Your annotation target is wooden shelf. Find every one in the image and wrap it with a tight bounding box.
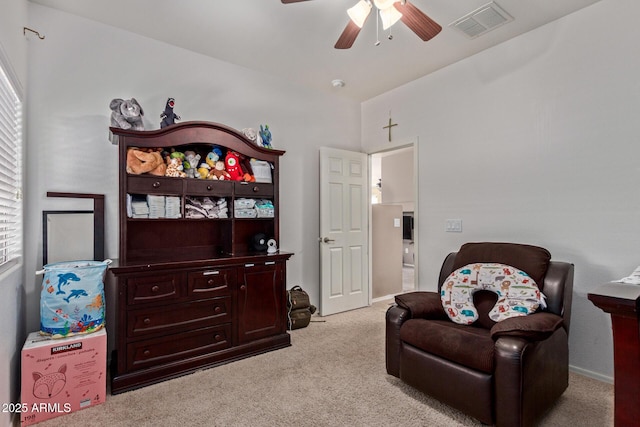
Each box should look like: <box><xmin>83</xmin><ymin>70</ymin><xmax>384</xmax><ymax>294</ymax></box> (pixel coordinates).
<box><xmin>108</xmin><ymin>122</ymin><xmax>292</xmax><ymax>394</ymax></box>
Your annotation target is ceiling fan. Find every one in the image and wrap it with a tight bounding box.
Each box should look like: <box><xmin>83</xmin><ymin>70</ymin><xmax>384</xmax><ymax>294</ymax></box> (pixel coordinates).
<box><xmin>281</xmin><ymin>0</ymin><xmax>442</xmax><ymax>49</ymax></box>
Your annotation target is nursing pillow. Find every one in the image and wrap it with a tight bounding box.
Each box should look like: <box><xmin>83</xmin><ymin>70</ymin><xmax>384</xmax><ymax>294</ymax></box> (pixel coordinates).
<box><xmin>441</xmin><ymin>263</ymin><xmax>545</xmax><ymax>325</ymax></box>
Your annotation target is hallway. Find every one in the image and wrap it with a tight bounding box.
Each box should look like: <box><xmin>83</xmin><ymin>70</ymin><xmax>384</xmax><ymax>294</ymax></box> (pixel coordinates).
<box><xmin>403</xmin><ymin>265</ymin><xmax>414</xmax><ymax>292</ymax></box>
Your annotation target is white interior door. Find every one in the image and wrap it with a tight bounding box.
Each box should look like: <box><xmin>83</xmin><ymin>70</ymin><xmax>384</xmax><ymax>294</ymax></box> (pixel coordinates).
<box><xmin>319</xmin><ymin>147</ymin><xmax>369</xmax><ymax>316</ymax></box>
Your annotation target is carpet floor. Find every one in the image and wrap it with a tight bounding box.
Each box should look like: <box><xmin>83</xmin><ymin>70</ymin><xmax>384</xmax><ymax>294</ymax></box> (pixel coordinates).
<box><xmin>35</xmin><ymin>301</ymin><xmax>613</xmax><ymax>426</ymax></box>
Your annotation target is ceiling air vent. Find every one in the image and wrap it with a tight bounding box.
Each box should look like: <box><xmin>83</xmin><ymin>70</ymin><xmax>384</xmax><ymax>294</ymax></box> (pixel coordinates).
<box><xmin>449</xmin><ymin>2</ymin><xmax>513</xmax><ymax>39</ymax></box>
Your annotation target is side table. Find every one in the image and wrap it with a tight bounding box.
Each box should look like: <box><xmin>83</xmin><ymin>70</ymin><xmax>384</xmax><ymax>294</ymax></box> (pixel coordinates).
<box><xmin>588</xmin><ymin>282</ymin><xmax>640</xmax><ymax>427</ymax></box>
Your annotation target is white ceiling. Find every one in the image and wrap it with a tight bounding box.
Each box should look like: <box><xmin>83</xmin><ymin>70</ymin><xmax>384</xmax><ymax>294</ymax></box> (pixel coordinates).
<box><xmin>29</xmin><ymin>0</ymin><xmax>601</xmax><ymax>101</ymax></box>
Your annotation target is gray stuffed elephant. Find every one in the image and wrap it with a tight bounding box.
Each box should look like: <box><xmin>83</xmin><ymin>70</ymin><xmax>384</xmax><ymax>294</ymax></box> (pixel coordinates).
<box><xmin>110</xmin><ymin>98</ymin><xmax>144</xmax><ymax>131</ymax></box>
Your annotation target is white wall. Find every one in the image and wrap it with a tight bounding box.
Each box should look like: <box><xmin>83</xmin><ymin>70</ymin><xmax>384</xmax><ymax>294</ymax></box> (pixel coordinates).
<box><xmin>0</xmin><ymin>0</ymin><xmax>28</xmax><ymax>86</ymax></box>
<box><xmin>381</xmin><ymin>148</ymin><xmax>414</xmax><ymax>211</ymax></box>
<box><xmin>0</xmin><ymin>1</ymin><xmax>29</xmax><ymax>426</ymax></box>
<box><xmin>24</xmin><ymin>4</ymin><xmax>360</xmax><ymax>338</ymax></box>
<box><xmin>362</xmin><ymin>0</ymin><xmax>639</xmax><ymax>380</ymax></box>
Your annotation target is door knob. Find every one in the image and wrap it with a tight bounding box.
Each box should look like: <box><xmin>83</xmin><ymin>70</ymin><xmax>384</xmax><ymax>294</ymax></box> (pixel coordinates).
<box><xmin>322</xmin><ymin>237</ymin><xmax>335</xmax><ymax>243</ymax></box>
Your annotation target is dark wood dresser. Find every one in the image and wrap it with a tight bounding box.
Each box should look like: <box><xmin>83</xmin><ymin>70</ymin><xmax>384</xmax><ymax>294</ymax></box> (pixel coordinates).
<box><xmin>108</xmin><ymin>122</ymin><xmax>292</xmax><ymax>394</ymax></box>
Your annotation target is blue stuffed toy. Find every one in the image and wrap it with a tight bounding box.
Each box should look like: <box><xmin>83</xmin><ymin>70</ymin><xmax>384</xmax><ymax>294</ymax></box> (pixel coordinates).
<box><xmin>259</xmin><ymin>124</ymin><xmax>272</xmax><ymax>149</ymax></box>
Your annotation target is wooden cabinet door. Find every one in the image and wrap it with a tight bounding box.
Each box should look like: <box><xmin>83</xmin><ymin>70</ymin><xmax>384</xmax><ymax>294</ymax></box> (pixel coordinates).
<box><xmin>236</xmin><ymin>261</ymin><xmax>285</xmax><ymax>343</ymax></box>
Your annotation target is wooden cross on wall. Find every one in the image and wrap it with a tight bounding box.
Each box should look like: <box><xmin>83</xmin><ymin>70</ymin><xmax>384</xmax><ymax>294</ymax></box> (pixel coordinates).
<box><xmin>383</xmin><ymin>116</ymin><xmax>398</xmax><ymax>142</ymax></box>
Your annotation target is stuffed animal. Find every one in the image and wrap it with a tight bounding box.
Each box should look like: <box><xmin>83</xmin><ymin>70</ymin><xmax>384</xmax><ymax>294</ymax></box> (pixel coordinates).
<box><xmin>165</xmin><ymin>156</ymin><xmax>186</xmax><ymax>178</ymax></box>
<box><xmin>259</xmin><ymin>124</ymin><xmax>272</xmax><ymax>149</ymax></box>
<box><xmin>242</xmin><ymin>128</ymin><xmax>258</xmax><ymax>144</ymax></box>
<box><xmin>183</xmin><ymin>151</ymin><xmax>201</xmax><ymax>179</ymax></box>
<box><xmin>110</xmin><ymin>98</ymin><xmax>144</xmax><ymax>131</ymax></box>
<box><xmin>197</xmin><ymin>163</ymin><xmax>210</xmax><ymax>179</ymax></box>
<box><xmin>204</xmin><ymin>146</ymin><xmax>224</xmax><ymax>167</ymax></box>
<box><xmin>240</xmin><ymin>155</ymin><xmax>256</xmax><ymax>182</ymax></box>
<box><xmin>204</xmin><ymin>151</ymin><xmax>218</xmax><ymax>169</ymax></box>
<box><xmin>225</xmin><ymin>151</ymin><xmax>244</xmax><ymax>181</ymax></box>
<box><xmin>209</xmin><ymin>161</ymin><xmax>231</xmax><ymax>180</ymax></box>
<box><xmin>169</xmin><ymin>150</ymin><xmax>185</xmax><ymax>162</ymax></box>
<box><xmin>160</xmin><ymin>97</ymin><xmax>180</xmax><ymax>128</ymax></box>
<box><xmin>126</xmin><ymin>148</ymin><xmax>166</xmax><ymax>175</ymax></box>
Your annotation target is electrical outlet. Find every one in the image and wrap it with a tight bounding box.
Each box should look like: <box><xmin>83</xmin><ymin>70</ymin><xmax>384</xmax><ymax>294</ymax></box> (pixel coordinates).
<box><xmin>445</xmin><ymin>219</ymin><xmax>462</xmax><ymax>232</ymax></box>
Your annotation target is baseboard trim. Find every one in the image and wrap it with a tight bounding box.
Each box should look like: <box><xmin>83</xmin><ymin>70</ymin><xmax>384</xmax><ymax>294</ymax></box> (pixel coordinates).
<box><xmin>372</xmin><ymin>294</ymin><xmax>396</xmax><ymax>304</ymax></box>
<box><xmin>569</xmin><ymin>364</ymin><xmax>613</xmax><ymax>384</ymax></box>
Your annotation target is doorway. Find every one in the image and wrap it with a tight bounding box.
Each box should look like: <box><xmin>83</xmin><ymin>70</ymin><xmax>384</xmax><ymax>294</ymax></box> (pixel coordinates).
<box><xmin>370</xmin><ymin>142</ymin><xmax>418</xmax><ymax>301</ymax></box>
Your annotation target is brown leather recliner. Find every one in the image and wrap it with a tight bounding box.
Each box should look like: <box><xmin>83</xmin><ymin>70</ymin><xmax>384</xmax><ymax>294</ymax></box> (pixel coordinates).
<box><xmin>386</xmin><ymin>243</ymin><xmax>574</xmax><ymax>427</ymax></box>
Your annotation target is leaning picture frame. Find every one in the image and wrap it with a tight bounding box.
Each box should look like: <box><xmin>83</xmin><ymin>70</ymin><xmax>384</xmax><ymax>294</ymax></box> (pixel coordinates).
<box><xmin>42</xmin><ymin>192</ymin><xmax>105</xmax><ymax>265</ymax></box>
<box><xmin>42</xmin><ymin>210</ymin><xmax>95</xmax><ymax>265</ymax></box>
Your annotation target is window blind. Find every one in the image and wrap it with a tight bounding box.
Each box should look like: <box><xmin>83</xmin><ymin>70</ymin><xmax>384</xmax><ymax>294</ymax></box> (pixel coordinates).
<box><xmin>0</xmin><ymin>62</ymin><xmax>22</xmax><ymax>268</ymax></box>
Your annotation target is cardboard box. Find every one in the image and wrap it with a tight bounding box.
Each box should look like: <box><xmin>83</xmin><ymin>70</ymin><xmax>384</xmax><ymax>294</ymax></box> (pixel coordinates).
<box><xmin>20</xmin><ymin>329</ymin><xmax>106</xmax><ymax>426</ymax></box>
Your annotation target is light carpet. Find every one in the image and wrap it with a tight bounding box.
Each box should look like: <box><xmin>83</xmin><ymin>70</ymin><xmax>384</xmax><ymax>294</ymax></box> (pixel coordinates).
<box><xmin>36</xmin><ymin>301</ymin><xmax>613</xmax><ymax>426</ymax></box>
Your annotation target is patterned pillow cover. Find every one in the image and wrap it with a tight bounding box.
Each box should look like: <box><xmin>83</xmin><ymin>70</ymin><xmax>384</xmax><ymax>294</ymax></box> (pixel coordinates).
<box><xmin>441</xmin><ymin>263</ymin><xmax>546</xmax><ymax>325</ymax></box>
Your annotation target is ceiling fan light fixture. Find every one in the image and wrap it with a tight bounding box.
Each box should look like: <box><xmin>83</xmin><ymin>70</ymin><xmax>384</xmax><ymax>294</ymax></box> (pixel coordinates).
<box><xmin>373</xmin><ymin>0</ymin><xmax>396</xmax><ymax>9</ymax></box>
<box><xmin>347</xmin><ymin>0</ymin><xmax>372</xmax><ymax>28</ymax></box>
<box><xmin>379</xmin><ymin>6</ymin><xmax>402</xmax><ymax>30</ymax></box>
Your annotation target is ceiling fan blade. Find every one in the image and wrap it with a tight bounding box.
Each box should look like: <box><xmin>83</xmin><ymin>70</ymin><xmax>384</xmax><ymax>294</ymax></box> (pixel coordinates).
<box><xmin>334</xmin><ymin>20</ymin><xmax>363</xmax><ymax>49</ymax></box>
<box><xmin>281</xmin><ymin>0</ymin><xmax>311</xmax><ymax>3</ymax></box>
<box><xmin>394</xmin><ymin>1</ymin><xmax>442</xmax><ymax>42</ymax></box>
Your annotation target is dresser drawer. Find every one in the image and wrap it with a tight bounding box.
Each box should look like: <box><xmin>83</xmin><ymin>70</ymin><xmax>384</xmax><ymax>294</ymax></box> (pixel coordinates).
<box><xmin>188</xmin><ymin>268</ymin><xmax>234</xmax><ymax>298</ymax></box>
<box><xmin>127</xmin><ymin>297</ymin><xmax>231</xmax><ymax>338</ymax></box>
<box><xmin>128</xmin><ymin>175</ymin><xmax>183</xmax><ymax>194</ymax></box>
<box><xmin>186</xmin><ymin>179</ymin><xmax>233</xmax><ymax>196</ymax></box>
<box><xmin>126</xmin><ymin>324</ymin><xmax>232</xmax><ymax>371</ymax></box>
<box><xmin>234</xmin><ymin>182</ymin><xmax>274</xmax><ymax>197</ymax></box>
<box><xmin>126</xmin><ymin>273</ymin><xmax>182</xmax><ymax>305</ymax></box>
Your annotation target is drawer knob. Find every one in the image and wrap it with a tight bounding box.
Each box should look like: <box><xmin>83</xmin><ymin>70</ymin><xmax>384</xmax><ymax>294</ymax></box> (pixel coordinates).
<box><xmin>207</xmin><ymin>185</ymin><xmax>212</xmax><ymax>191</ymax></box>
<box><xmin>152</xmin><ymin>181</ymin><xmax>161</xmax><ymax>188</ymax></box>
<box><xmin>207</xmin><ymin>279</ymin><xmax>214</xmax><ymax>286</ymax></box>
<box><xmin>252</xmin><ymin>186</ymin><xmax>259</xmax><ymax>192</ymax></box>
<box><xmin>151</xmin><ymin>285</ymin><xmax>159</xmax><ymax>292</ymax></box>
<box><xmin>214</xmin><ymin>306</ymin><xmax>222</xmax><ymax>313</ymax></box>
<box><xmin>143</xmin><ymin>318</ymin><xmax>151</xmax><ymax>325</ymax></box>
<box><xmin>143</xmin><ymin>349</ymin><xmax>151</xmax><ymax>357</ymax></box>
<box><xmin>214</xmin><ymin>334</ymin><xmax>222</xmax><ymax>341</ymax></box>
<box><xmin>240</xmin><ymin>285</ymin><xmax>246</xmax><ymax>291</ymax></box>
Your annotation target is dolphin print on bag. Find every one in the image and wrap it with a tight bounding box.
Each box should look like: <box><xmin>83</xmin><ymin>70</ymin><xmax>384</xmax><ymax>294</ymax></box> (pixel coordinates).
<box><xmin>38</xmin><ymin>260</ymin><xmax>112</xmax><ymax>338</ymax></box>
